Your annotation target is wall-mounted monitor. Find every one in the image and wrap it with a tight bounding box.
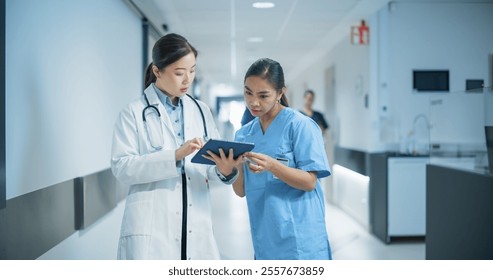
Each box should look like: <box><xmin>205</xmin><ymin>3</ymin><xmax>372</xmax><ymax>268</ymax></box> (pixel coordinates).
<box><xmin>466</xmin><ymin>79</ymin><xmax>484</xmax><ymax>92</ymax></box>
<box><xmin>413</xmin><ymin>70</ymin><xmax>449</xmax><ymax>92</ymax></box>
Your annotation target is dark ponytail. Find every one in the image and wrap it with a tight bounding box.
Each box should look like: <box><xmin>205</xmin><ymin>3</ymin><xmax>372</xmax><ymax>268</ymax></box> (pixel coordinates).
<box><xmin>144</xmin><ymin>62</ymin><xmax>156</xmax><ymax>89</ymax></box>
<box><xmin>144</xmin><ymin>33</ymin><xmax>198</xmax><ymax>89</ymax></box>
<box><xmin>244</xmin><ymin>58</ymin><xmax>289</xmax><ymax>107</ymax></box>
<box><xmin>280</xmin><ymin>94</ymin><xmax>289</xmax><ymax>107</ymax></box>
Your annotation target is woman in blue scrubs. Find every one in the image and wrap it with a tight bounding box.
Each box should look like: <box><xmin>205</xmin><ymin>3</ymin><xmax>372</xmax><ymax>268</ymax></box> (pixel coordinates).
<box><xmin>205</xmin><ymin>58</ymin><xmax>332</xmax><ymax>260</ymax></box>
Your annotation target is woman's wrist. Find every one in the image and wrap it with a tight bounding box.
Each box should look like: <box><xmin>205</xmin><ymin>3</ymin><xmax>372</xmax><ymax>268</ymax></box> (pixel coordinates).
<box><xmin>175</xmin><ymin>149</ymin><xmax>180</xmax><ymax>161</ymax></box>
<box><xmin>218</xmin><ymin>167</ymin><xmax>235</xmax><ymax>177</ymax></box>
<box><xmin>268</xmin><ymin>158</ymin><xmax>282</xmax><ymax>174</ymax></box>
<box><xmin>216</xmin><ymin>167</ymin><xmax>239</xmax><ymax>183</ymax></box>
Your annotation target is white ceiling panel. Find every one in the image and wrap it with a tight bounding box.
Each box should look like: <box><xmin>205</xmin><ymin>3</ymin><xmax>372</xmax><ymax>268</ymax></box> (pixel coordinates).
<box><xmin>145</xmin><ymin>0</ymin><xmax>390</xmax><ymax>89</ymax></box>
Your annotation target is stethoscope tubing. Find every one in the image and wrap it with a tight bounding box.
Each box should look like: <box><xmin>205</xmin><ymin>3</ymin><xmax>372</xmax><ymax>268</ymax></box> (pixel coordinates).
<box><xmin>142</xmin><ymin>91</ymin><xmax>208</xmax><ymax>141</ymax></box>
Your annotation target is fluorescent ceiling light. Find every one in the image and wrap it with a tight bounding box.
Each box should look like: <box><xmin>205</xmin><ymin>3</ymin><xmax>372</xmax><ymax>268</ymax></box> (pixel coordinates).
<box><xmin>252</xmin><ymin>2</ymin><xmax>275</xmax><ymax>9</ymax></box>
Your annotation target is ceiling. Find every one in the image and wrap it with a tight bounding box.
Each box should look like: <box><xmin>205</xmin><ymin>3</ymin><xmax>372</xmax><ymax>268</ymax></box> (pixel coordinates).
<box><xmin>138</xmin><ymin>0</ymin><xmax>391</xmax><ymax>90</ymax></box>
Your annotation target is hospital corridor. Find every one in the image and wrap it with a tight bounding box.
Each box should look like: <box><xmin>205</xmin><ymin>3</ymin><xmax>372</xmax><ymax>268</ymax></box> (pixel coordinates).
<box><xmin>1</xmin><ymin>0</ymin><xmax>493</xmax><ymax>270</ymax></box>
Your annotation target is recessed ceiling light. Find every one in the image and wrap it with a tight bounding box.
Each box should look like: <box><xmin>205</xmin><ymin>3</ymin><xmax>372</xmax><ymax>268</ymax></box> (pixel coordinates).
<box><xmin>247</xmin><ymin>37</ymin><xmax>264</xmax><ymax>43</ymax></box>
<box><xmin>252</xmin><ymin>2</ymin><xmax>275</xmax><ymax>9</ymax></box>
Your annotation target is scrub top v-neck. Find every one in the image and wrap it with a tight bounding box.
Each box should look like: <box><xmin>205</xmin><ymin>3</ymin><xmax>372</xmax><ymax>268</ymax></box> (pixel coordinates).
<box><xmin>235</xmin><ymin>107</ymin><xmax>332</xmax><ymax>260</ymax></box>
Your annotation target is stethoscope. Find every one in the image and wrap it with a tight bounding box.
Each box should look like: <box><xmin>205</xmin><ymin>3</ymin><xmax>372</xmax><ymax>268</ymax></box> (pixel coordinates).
<box><xmin>142</xmin><ymin>92</ymin><xmax>208</xmax><ymax>150</ymax></box>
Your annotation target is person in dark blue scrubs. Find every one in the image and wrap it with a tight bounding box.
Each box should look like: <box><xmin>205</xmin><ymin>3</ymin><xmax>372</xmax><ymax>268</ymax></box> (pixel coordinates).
<box><xmin>300</xmin><ymin>90</ymin><xmax>329</xmax><ymax>135</ymax></box>
<box><xmin>241</xmin><ymin>107</ymin><xmax>255</xmax><ymax>126</ymax></box>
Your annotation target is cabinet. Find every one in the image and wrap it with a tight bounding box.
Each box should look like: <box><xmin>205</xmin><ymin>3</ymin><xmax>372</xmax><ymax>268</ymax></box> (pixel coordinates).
<box><xmin>426</xmin><ymin>165</ymin><xmax>493</xmax><ymax>259</ymax></box>
<box><xmin>370</xmin><ymin>155</ymin><xmax>478</xmax><ymax>243</ymax></box>
<box><xmin>388</xmin><ymin>157</ymin><xmax>428</xmax><ymax>237</ymax></box>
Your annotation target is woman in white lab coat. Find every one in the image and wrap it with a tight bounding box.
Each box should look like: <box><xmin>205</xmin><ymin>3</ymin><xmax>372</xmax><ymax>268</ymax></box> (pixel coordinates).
<box><xmin>111</xmin><ymin>34</ymin><xmax>237</xmax><ymax>260</ymax></box>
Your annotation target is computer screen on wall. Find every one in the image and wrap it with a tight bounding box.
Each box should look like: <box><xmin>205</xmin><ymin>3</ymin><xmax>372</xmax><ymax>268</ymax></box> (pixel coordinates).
<box><xmin>466</xmin><ymin>79</ymin><xmax>484</xmax><ymax>92</ymax></box>
<box><xmin>413</xmin><ymin>70</ymin><xmax>449</xmax><ymax>92</ymax></box>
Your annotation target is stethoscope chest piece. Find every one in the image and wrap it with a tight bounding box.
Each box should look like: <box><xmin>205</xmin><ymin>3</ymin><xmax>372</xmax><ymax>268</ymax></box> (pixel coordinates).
<box><xmin>142</xmin><ymin>91</ymin><xmax>208</xmax><ymax>151</ymax></box>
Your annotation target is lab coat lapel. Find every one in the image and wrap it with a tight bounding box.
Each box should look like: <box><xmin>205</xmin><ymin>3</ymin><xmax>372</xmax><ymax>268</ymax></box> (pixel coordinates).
<box><xmin>182</xmin><ymin>96</ymin><xmax>195</xmax><ymax>140</ymax></box>
<box><xmin>182</xmin><ymin>96</ymin><xmax>206</xmax><ymax>141</ymax></box>
<box><xmin>143</xmin><ymin>86</ymin><xmax>178</xmax><ymax>146</ymax></box>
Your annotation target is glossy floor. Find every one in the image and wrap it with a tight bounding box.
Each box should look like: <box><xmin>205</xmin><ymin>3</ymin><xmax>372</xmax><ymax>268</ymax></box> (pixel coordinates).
<box><xmin>210</xmin><ymin>183</ymin><xmax>425</xmax><ymax>260</ymax></box>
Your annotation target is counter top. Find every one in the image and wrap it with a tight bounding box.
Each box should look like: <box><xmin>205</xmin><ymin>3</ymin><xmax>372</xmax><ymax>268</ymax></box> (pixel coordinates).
<box><xmin>428</xmin><ymin>163</ymin><xmax>493</xmax><ymax>178</ymax></box>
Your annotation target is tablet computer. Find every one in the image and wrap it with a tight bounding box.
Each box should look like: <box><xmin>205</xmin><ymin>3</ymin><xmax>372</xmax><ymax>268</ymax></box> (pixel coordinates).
<box><xmin>191</xmin><ymin>139</ymin><xmax>255</xmax><ymax>165</ymax></box>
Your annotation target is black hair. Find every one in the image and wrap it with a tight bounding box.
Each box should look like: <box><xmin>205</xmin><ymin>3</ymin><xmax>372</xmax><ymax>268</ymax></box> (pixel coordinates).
<box><xmin>244</xmin><ymin>58</ymin><xmax>289</xmax><ymax>107</ymax></box>
<box><xmin>304</xmin><ymin>89</ymin><xmax>315</xmax><ymax>97</ymax></box>
<box><xmin>144</xmin><ymin>33</ymin><xmax>198</xmax><ymax>89</ymax></box>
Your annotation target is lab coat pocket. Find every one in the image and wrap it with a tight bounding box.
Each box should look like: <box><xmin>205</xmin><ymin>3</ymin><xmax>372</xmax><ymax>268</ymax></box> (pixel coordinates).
<box><xmin>121</xmin><ymin>200</ymin><xmax>154</xmax><ymax>237</ymax></box>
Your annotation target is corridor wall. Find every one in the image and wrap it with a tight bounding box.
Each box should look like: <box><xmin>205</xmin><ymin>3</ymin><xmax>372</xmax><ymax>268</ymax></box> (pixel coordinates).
<box><xmin>1</xmin><ymin>0</ymin><xmax>141</xmax><ymax>259</ymax></box>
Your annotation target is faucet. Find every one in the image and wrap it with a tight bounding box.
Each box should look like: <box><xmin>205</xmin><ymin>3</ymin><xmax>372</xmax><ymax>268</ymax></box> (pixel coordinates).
<box><xmin>409</xmin><ymin>114</ymin><xmax>431</xmax><ymax>155</ymax></box>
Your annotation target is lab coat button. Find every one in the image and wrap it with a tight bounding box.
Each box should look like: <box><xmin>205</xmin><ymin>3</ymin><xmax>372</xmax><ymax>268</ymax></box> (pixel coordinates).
<box><xmin>189</xmin><ymin>203</ymin><xmax>192</xmax><ymax>207</ymax></box>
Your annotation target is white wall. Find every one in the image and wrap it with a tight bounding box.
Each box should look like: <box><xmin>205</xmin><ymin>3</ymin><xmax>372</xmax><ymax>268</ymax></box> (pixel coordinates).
<box><xmin>290</xmin><ymin>1</ymin><xmax>493</xmax><ymax>153</ymax></box>
<box><xmin>6</xmin><ymin>0</ymin><xmax>141</xmax><ymax>259</ymax></box>
<box><xmin>6</xmin><ymin>0</ymin><xmax>141</xmax><ymax>198</ymax></box>
<box><xmin>380</xmin><ymin>1</ymin><xmax>493</xmax><ymax>151</ymax></box>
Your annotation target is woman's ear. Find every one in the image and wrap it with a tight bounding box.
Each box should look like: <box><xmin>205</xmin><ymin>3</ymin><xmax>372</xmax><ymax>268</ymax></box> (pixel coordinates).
<box><xmin>152</xmin><ymin>65</ymin><xmax>161</xmax><ymax>78</ymax></box>
<box><xmin>279</xmin><ymin>87</ymin><xmax>287</xmax><ymax>100</ymax></box>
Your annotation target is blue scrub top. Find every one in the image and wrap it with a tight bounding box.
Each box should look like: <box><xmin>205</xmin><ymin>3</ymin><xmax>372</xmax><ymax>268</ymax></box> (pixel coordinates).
<box><xmin>235</xmin><ymin>107</ymin><xmax>332</xmax><ymax>260</ymax></box>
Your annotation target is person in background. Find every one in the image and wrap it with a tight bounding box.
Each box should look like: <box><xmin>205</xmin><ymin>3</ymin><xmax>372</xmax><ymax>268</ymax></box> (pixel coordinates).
<box><xmin>300</xmin><ymin>89</ymin><xmax>329</xmax><ymax>135</ymax></box>
<box><xmin>111</xmin><ymin>33</ymin><xmax>236</xmax><ymax>260</ymax></box>
<box><xmin>205</xmin><ymin>58</ymin><xmax>332</xmax><ymax>260</ymax></box>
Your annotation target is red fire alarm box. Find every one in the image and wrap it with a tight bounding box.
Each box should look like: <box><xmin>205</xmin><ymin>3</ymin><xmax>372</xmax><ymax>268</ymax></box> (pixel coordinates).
<box><xmin>351</xmin><ymin>20</ymin><xmax>369</xmax><ymax>45</ymax></box>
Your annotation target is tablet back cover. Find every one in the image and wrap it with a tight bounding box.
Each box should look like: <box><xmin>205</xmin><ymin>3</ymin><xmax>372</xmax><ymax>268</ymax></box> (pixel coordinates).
<box><xmin>191</xmin><ymin>139</ymin><xmax>254</xmax><ymax>165</ymax></box>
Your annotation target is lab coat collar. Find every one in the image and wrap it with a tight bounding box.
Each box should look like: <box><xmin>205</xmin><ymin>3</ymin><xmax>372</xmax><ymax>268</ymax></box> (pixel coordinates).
<box><xmin>143</xmin><ymin>85</ymin><xmax>206</xmax><ymax>144</ymax></box>
<box><xmin>152</xmin><ymin>83</ymin><xmax>183</xmax><ymax>109</ymax></box>
<box><xmin>143</xmin><ymin>85</ymin><xmax>178</xmax><ymax>146</ymax></box>
<box><xmin>143</xmin><ymin>85</ymin><xmax>162</xmax><ymax>107</ymax></box>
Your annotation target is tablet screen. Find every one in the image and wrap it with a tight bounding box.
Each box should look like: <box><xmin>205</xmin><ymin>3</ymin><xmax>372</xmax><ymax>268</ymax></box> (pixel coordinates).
<box><xmin>191</xmin><ymin>139</ymin><xmax>255</xmax><ymax>165</ymax></box>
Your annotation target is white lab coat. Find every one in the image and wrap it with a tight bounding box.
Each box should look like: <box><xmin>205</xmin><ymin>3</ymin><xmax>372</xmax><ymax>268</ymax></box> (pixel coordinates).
<box><xmin>111</xmin><ymin>85</ymin><xmax>223</xmax><ymax>260</ymax></box>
